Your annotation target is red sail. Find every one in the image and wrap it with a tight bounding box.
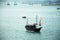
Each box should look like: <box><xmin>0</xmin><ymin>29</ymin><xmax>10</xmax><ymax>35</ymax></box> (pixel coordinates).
<box><xmin>39</xmin><ymin>19</ymin><xmax>41</xmax><ymax>26</ymax></box>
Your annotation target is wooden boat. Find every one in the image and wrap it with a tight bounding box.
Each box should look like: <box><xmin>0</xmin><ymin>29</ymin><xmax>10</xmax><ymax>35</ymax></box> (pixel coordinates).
<box><xmin>22</xmin><ymin>16</ymin><xmax>42</xmax><ymax>32</ymax></box>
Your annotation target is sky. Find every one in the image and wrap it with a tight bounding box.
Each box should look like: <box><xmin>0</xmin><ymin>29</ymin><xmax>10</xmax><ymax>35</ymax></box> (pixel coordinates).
<box><xmin>0</xmin><ymin>0</ymin><xmax>60</xmax><ymax>4</ymax></box>
<box><xmin>0</xmin><ymin>0</ymin><xmax>58</xmax><ymax>2</ymax></box>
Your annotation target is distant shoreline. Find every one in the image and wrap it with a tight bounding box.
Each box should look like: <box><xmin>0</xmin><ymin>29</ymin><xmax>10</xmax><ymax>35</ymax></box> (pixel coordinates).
<box><xmin>41</xmin><ymin>4</ymin><xmax>60</xmax><ymax>6</ymax></box>
<box><xmin>0</xmin><ymin>3</ymin><xmax>60</xmax><ymax>6</ymax></box>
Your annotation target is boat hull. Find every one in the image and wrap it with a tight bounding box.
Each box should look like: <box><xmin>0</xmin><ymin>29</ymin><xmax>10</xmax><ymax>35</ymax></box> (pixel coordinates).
<box><xmin>25</xmin><ymin>25</ymin><xmax>42</xmax><ymax>32</ymax></box>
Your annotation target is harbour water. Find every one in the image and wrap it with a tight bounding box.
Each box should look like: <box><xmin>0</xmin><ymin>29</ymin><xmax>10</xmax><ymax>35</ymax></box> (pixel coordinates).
<box><xmin>0</xmin><ymin>4</ymin><xmax>60</xmax><ymax>40</ymax></box>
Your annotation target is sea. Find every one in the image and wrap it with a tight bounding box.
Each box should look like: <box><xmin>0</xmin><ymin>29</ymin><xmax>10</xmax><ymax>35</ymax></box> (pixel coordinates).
<box><xmin>0</xmin><ymin>4</ymin><xmax>60</xmax><ymax>40</ymax></box>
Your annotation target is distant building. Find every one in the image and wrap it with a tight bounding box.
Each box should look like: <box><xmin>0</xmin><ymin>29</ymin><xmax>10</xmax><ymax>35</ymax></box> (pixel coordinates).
<box><xmin>7</xmin><ymin>3</ymin><xmax>10</xmax><ymax>5</ymax></box>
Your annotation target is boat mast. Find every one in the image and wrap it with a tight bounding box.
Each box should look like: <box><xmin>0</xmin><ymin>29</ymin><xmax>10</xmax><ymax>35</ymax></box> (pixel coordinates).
<box><xmin>26</xmin><ymin>18</ymin><xmax>28</xmax><ymax>24</ymax></box>
<box><xmin>36</xmin><ymin>15</ymin><xmax>38</xmax><ymax>25</ymax></box>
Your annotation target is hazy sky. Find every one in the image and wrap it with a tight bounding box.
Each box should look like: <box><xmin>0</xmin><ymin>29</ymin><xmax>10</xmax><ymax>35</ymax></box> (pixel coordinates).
<box><xmin>0</xmin><ymin>0</ymin><xmax>58</xmax><ymax>2</ymax></box>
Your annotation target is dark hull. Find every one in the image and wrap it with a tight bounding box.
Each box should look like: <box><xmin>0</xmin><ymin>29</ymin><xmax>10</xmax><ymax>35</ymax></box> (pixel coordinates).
<box><xmin>25</xmin><ymin>25</ymin><xmax>42</xmax><ymax>32</ymax></box>
<box><xmin>57</xmin><ymin>8</ymin><xmax>60</xmax><ymax>10</ymax></box>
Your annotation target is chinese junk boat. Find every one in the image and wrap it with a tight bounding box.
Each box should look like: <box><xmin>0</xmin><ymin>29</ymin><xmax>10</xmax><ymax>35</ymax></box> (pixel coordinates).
<box><xmin>22</xmin><ymin>16</ymin><xmax>42</xmax><ymax>32</ymax></box>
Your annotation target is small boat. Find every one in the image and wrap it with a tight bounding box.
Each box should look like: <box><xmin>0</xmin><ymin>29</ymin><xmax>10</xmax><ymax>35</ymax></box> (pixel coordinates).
<box><xmin>7</xmin><ymin>3</ymin><xmax>10</xmax><ymax>5</ymax></box>
<box><xmin>22</xmin><ymin>16</ymin><xmax>42</xmax><ymax>32</ymax></box>
<box><xmin>22</xmin><ymin>16</ymin><xmax>26</xmax><ymax>18</ymax></box>
<box><xmin>57</xmin><ymin>8</ymin><xmax>60</xmax><ymax>10</ymax></box>
<box><xmin>14</xmin><ymin>3</ymin><xmax>17</xmax><ymax>5</ymax></box>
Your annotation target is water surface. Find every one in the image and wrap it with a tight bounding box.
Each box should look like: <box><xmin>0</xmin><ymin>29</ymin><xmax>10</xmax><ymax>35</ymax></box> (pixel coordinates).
<box><xmin>0</xmin><ymin>5</ymin><xmax>60</xmax><ymax>40</ymax></box>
